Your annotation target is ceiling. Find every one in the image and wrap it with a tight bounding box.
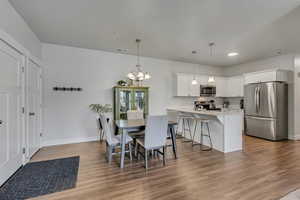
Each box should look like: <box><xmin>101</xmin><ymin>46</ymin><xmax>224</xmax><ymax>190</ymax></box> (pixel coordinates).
<box><xmin>9</xmin><ymin>0</ymin><xmax>300</xmax><ymax>67</ymax></box>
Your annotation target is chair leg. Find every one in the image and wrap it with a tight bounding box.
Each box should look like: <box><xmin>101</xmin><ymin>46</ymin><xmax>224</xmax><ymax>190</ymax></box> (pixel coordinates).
<box><xmin>200</xmin><ymin>122</ymin><xmax>203</xmax><ymax>147</ymax></box>
<box><xmin>192</xmin><ymin>120</ymin><xmax>198</xmax><ymax>146</ymax></box>
<box><xmin>145</xmin><ymin>150</ymin><xmax>148</xmax><ymax>169</ymax></box>
<box><xmin>105</xmin><ymin>142</ymin><xmax>108</xmax><ymax>160</ymax></box>
<box><xmin>99</xmin><ymin>129</ymin><xmax>103</xmax><ymax>143</ymax></box>
<box><xmin>205</xmin><ymin>122</ymin><xmax>213</xmax><ymax>151</ymax></box>
<box><xmin>187</xmin><ymin>119</ymin><xmax>193</xmax><ymax>140</ymax></box>
<box><xmin>201</xmin><ymin>122</ymin><xmax>213</xmax><ymax>151</ymax></box>
<box><xmin>128</xmin><ymin>143</ymin><xmax>133</xmax><ymax>161</ymax></box>
<box><xmin>137</xmin><ymin>144</ymin><xmax>140</xmax><ymax>160</ymax></box>
<box><xmin>108</xmin><ymin>146</ymin><xmax>113</xmax><ymax>164</ymax></box>
<box><xmin>162</xmin><ymin>146</ymin><xmax>166</xmax><ymax>166</ymax></box>
<box><xmin>134</xmin><ymin>139</ymin><xmax>138</xmax><ymax>157</ymax></box>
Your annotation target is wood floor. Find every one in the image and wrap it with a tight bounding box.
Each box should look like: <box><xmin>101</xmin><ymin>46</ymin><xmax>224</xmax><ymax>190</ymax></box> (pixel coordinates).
<box><xmin>30</xmin><ymin>136</ymin><xmax>300</xmax><ymax>200</ymax></box>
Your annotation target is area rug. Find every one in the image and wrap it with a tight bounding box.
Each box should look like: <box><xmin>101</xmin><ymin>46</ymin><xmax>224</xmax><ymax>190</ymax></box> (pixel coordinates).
<box><xmin>0</xmin><ymin>156</ymin><xmax>79</xmax><ymax>200</ymax></box>
<box><xmin>281</xmin><ymin>189</ymin><xmax>300</xmax><ymax>200</ymax></box>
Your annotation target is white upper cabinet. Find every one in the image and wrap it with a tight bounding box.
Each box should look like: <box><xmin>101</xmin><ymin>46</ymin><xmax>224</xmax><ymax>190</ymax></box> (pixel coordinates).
<box><xmin>175</xmin><ymin>73</ymin><xmax>200</xmax><ymax>97</ymax></box>
<box><xmin>226</xmin><ymin>76</ymin><xmax>244</xmax><ymax>97</ymax></box>
<box><xmin>175</xmin><ymin>73</ymin><xmax>244</xmax><ymax>97</ymax></box>
<box><xmin>215</xmin><ymin>77</ymin><xmax>227</xmax><ymax>97</ymax></box>
<box><xmin>215</xmin><ymin>76</ymin><xmax>243</xmax><ymax>97</ymax></box>
<box><xmin>176</xmin><ymin>73</ymin><xmax>189</xmax><ymax>96</ymax></box>
<box><xmin>244</xmin><ymin>69</ymin><xmax>291</xmax><ymax>84</ymax></box>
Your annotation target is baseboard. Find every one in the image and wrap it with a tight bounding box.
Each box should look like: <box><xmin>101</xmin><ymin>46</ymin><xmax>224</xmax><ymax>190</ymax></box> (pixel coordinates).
<box><xmin>289</xmin><ymin>134</ymin><xmax>300</xmax><ymax>140</ymax></box>
<box><xmin>42</xmin><ymin>136</ymin><xmax>100</xmax><ymax>147</ymax></box>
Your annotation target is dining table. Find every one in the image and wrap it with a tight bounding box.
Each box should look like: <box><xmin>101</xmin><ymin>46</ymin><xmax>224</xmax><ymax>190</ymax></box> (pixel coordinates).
<box><xmin>115</xmin><ymin>119</ymin><xmax>178</xmax><ymax>169</ymax></box>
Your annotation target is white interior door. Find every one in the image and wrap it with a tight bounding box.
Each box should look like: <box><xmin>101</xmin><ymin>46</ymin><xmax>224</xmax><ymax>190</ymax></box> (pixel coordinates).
<box><xmin>0</xmin><ymin>40</ymin><xmax>24</xmax><ymax>186</ymax></box>
<box><xmin>27</xmin><ymin>59</ymin><xmax>41</xmax><ymax>159</ymax></box>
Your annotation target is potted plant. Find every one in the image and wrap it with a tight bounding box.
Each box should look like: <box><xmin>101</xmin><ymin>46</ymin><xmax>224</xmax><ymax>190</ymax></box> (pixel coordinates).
<box><xmin>89</xmin><ymin>104</ymin><xmax>113</xmax><ymax>142</ymax></box>
<box><xmin>89</xmin><ymin>104</ymin><xmax>112</xmax><ymax>115</ymax></box>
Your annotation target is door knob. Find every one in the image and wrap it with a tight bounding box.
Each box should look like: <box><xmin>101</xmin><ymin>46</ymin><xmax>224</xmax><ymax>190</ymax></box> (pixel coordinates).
<box><xmin>0</xmin><ymin>120</ymin><xmax>3</xmax><ymax>125</ymax></box>
<box><xmin>29</xmin><ymin>112</ymin><xmax>35</xmax><ymax>116</ymax></box>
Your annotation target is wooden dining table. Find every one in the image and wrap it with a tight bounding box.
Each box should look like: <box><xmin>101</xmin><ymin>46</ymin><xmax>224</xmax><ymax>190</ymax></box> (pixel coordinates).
<box><xmin>115</xmin><ymin>119</ymin><xmax>178</xmax><ymax>169</ymax></box>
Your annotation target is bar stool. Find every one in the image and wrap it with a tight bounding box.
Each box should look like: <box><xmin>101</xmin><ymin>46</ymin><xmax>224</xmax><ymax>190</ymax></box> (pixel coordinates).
<box><xmin>192</xmin><ymin>118</ymin><xmax>213</xmax><ymax>151</ymax></box>
<box><xmin>176</xmin><ymin>113</ymin><xmax>193</xmax><ymax>143</ymax></box>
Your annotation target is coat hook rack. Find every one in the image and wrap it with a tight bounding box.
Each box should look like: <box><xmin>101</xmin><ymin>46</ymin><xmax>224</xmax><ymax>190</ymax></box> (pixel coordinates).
<box><xmin>53</xmin><ymin>87</ymin><xmax>83</xmax><ymax>92</ymax></box>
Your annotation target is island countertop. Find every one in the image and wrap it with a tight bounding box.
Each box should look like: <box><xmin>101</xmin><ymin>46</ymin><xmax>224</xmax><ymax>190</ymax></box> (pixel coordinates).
<box><xmin>167</xmin><ymin>106</ymin><xmax>244</xmax><ymax>153</ymax></box>
<box><xmin>167</xmin><ymin>107</ymin><xmax>243</xmax><ymax>116</ymax></box>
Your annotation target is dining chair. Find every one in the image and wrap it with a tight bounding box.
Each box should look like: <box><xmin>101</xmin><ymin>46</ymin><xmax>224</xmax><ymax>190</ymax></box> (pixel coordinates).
<box><xmin>127</xmin><ymin>110</ymin><xmax>144</xmax><ymax>120</ymax></box>
<box><xmin>97</xmin><ymin>117</ymin><xmax>104</xmax><ymax>143</ymax></box>
<box><xmin>136</xmin><ymin>115</ymin><xmax>169</xmax><ymax>169</ymax></box>
<box><xmin>127</xmin><ymin>110</ymin><xmax>145</xmax><ymax>154</ymax></box>
<box><xmin>99</xmin><ymin>114</ymin><xmax>133</xmax><ymax>164</ymax></box>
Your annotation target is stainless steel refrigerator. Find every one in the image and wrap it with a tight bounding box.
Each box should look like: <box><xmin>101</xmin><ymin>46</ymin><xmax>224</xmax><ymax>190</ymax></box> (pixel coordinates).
<box><xmin>244</xmin><ymin>82</ymin><xmax>288</xmax><ymax>140</ymax></box>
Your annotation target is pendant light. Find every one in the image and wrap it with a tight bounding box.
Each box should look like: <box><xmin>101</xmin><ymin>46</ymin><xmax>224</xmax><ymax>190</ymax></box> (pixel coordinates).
<box><xmin>191</xmin><ymin>77</ymin><xmax>198</xmax><ymax>85</ymax></box>
<box><xmin>208</xmin><ymin>42</ymin><xmax>215</xmax><ymax>84</ymax></box>
<box><xmin>127</xmin><ymin>39</ymin><xmax>151</xmax><ymax>81</ymax></box>
<box><xmin>208</xmin><ymin>76</ymin><xmax>215</xmax><ymax>83</ymax></box>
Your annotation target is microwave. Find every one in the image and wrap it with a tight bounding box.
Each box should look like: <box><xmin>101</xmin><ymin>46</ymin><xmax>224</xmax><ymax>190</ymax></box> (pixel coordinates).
<box><xmin>200</xmin><ymin>85</ymin><xmax>216</xmax><ymax>97</ymax></box>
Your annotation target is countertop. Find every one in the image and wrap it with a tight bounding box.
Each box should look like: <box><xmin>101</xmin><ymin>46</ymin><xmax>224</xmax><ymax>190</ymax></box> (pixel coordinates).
<box><xmin>167</xmin><ymin>107</ymin><xmax>243</xmax><ymax>116</ymax></box>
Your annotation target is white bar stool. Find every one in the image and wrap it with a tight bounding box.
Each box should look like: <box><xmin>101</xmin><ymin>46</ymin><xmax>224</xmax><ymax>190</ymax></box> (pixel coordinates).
<box><xmin>192</xmin><ymin>118</ymin><xmax>213</xmax><ymax>151</ymax></box>
<box><xmin>176</xmin><ymin>113</ymin><xmax>193</xmax><ymax>143</ymax></box>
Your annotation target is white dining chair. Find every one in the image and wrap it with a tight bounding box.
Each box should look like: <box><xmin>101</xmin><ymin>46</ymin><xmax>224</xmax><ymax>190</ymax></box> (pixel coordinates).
<box><xmin>127</xmin><ymin>110</ymin><xmax>144</xmax><ymax>120</ymax></box>
<box><xmin>136</xmin><ymin>115</ymin><xmax>168</xmax><ymax>169</ymax></box>
<box><xmin>99</xmin><ymin>114</ymin><xmax>133</xmax><ymax>164</ymax></box>
<box><xmin>126</xmin><ymin>110</ymin><xmax>145</xmax><ymax>155</ymax></box>
<box><xmin>97</xmin><ymin>117</ymin><xmax>104</xmax><ymax>143</ymax></box>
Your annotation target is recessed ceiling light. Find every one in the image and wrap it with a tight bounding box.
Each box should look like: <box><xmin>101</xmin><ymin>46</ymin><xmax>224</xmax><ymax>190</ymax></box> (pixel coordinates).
<box><xmin>228</xmin><ymin>52</ymin><xmax>239</xmax><ymax>57</ymax></box>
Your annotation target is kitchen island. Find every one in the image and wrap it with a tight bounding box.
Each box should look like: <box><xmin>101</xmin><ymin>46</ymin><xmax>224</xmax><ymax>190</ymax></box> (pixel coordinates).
<box><xmin>167</xmin><ymin>107</ymin><xmax>244</xmax><ymax>153</ymax></box>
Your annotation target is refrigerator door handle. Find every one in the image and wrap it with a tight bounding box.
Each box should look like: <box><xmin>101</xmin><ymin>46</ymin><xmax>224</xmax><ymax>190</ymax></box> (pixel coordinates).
<box><xmin>254</xmin><ymin>87</ymin><xmax>258</xmax><ymax>113</ymax></box>
<box><xmin>257</xmin><ymin>86</ymin><xmax>261</xmax><ymax>113</ymax></box>
<box><xmin>246</xmin><ymin>116</ymin><xmax>274</xmax><ymax>121</ymax></box>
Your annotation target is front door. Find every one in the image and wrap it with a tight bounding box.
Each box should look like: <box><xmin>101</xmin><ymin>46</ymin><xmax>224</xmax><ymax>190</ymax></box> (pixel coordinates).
<box><xmin>0</xmin><ymin>40</ymin><xmax>24</xmax><ymax>186</ymax></box>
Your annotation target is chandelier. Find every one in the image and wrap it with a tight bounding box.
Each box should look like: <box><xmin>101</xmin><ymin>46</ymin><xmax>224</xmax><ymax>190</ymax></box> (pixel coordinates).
<box><xmin>127</xmin><ymin>39</ymin><xmax>151</xmax><ymax>81</ymax></box>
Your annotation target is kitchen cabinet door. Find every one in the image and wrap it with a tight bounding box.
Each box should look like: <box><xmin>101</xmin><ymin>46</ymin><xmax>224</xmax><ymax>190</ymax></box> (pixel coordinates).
<box><xmin>190</xmin><ymin>75</ymin><xmax>200</xmax><ymax>96</ymax></box>
<box><xmin>198</xmin><ymin>75</ymin><xmax>209</xmax><ymax>85</ymax></box>
<box><xmin>227</xmin><ymin>76</ymin><xmax>244</xmax><ymax>97</ymax></box>
<box><xmin>176</xmin><ymin>74</ymin><xmax>189</xmax><ymax>96</ymax></box>
<box><xmin>244</xmin><ymin>70</ymin><xmax>290</xmax><ymax>84</ymax></box>
<box><xmin>176</xmin><ymin>74</ymin><xmax>199</xmax><ymax>96</ymax></box>
<box><xmin>215</xmin><ymin>77</ymin><xmax>228</xmax><ymax>97</ymax></box>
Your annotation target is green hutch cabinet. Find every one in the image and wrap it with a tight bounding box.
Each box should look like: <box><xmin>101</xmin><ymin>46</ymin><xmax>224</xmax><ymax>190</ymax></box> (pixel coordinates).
<box><xmin>113</xmin><ymin>86</ymin><xmax>149</xmax><ymax>120</ymax></box>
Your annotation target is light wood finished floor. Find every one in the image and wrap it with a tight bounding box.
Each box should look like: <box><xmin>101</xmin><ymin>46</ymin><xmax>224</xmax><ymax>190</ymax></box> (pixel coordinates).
<box><xmin>30</xmin><ymin>136</ymin><xmax>300</xmax><ymax>200</ymax></box>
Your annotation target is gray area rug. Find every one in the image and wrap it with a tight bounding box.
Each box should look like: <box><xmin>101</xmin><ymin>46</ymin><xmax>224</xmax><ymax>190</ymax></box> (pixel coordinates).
<box><xmin>281</xmin><ymin>189</ymin><xmax>300</xmax><ymax>200</ymax></box>
<box><xmin>0</xmin><ymin>156</ymin><xmax>79</xmax><ymax>200</ymax></box>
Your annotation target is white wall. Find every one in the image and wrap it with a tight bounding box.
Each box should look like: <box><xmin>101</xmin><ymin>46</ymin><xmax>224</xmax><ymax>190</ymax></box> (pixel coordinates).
<box><xmin>223</xmin><ymin>54</ymin><xmax>295</xmax><ymax>76</ymax></box>
<box><xmin>42</xmin><ymin>43</ymin><xmax>223</xmax><ymax>146</ymax></box>
<box><xmin>224</xmin><ymin>54</ymin><xmax>296</xmax><ymax>139</ymax></box>
<box><xmin>294</xmin><ymin>56</ymin><xmax>300</xmax><ymax>139</ymax></box>
<box><xmin>0</xmin><ymin>0</ymin><xmax>41</xmax><ymax>58</ymax></box>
